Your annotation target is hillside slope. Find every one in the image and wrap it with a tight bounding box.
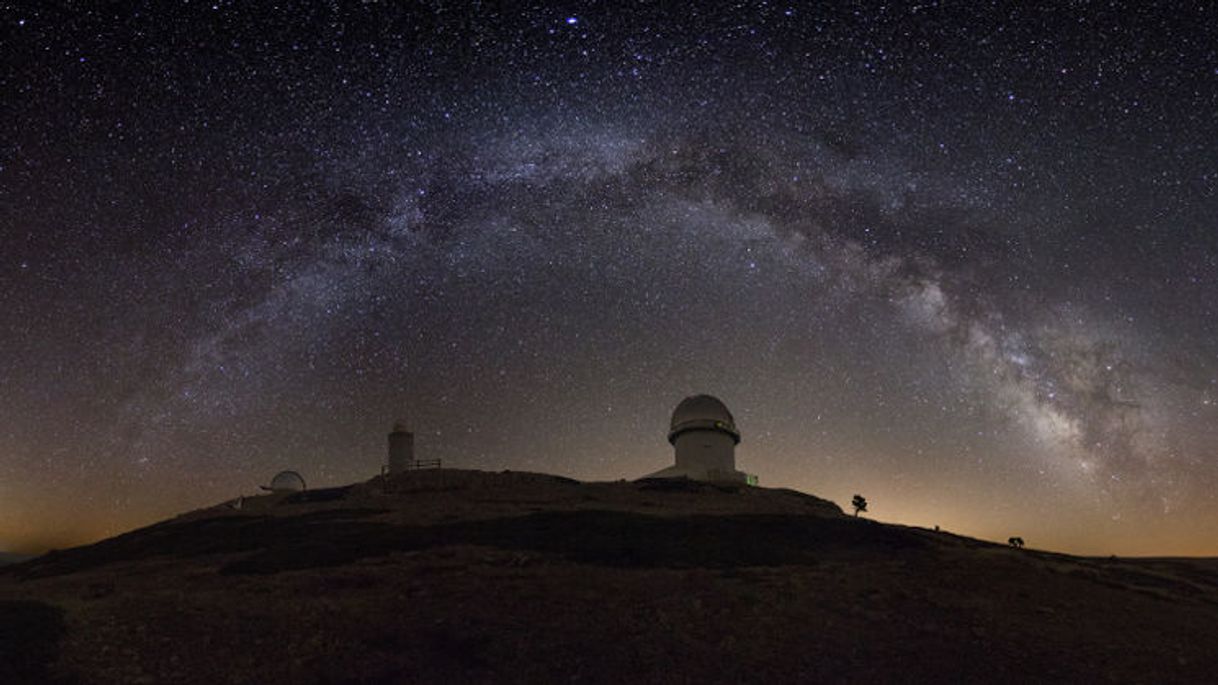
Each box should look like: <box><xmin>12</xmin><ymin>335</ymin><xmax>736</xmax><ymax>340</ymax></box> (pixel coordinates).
<box><xmin>0</xmin><ymin>552</ymin><xmax>30</xmax><ymax>566</ymax></box>
<box><xmin>2</xmin><ymin>469</ymin><xmax>1216</xmax><ymax>683</ymax></box>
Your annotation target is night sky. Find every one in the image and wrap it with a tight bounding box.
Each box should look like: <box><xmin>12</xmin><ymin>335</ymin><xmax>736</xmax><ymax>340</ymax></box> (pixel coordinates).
<box><xmin>3</xmin><ymin>2</ymin><xmax>1218</xmax><ymax>556</ymax></box>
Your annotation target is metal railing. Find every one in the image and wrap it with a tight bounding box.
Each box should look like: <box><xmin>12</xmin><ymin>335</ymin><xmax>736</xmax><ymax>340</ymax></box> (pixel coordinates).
<box><xmin>380</xmin><ymin>459</ymin><xmax>442</xmax><ymax>476</ymax></box>
<box><xmin>380</xmin><ymin>459</ymin><xmax>444</xmax><ymax>494</ymax></box>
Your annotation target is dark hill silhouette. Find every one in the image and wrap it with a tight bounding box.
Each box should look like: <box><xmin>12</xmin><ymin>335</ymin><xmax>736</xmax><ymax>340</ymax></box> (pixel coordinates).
<box><xmin>0</xmin><ymin>552</ymin><xmax>31</xmax><ymax>566</ymax></box>
<box><xmin>2</xmin><ymin>469</ymin><xmax>1216</xmax><ymax>683</ymax></box>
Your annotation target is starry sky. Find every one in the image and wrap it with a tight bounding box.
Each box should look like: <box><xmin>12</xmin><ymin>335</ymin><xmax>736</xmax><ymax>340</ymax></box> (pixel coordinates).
<box><xmin>3</xmin><ymin>2</ymin><xmax>1218</xmax><ymax>556</ymax></box>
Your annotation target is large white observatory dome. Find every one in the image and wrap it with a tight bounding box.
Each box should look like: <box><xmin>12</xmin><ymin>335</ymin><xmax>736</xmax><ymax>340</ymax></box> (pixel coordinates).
<box><xmin>669</xmin><ymin>394</ymin><xmax>740</xmax><ymax>444</ymax></box>
<box><xmin>643</xmin><ymin>394</ymin><xmax>756</xmax><ymax>485</ymax></box>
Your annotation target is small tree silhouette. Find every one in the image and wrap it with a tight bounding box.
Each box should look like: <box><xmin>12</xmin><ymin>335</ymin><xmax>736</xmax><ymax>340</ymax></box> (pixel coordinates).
<box><xmin>851</xmin><ymin>494</ymin><xmax>868</xmax><ymax>517</ymax></box>
<box><xmin>1008</xmin><ymin>536</ymin><xmax>1025</xmax><ymax>549</ymax></box>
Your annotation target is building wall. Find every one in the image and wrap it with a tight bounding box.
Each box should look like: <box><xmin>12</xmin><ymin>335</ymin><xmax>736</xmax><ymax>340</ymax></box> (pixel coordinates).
<box><xmin>388</xmin><ymin>431</ymin><xmax>414</xmax><ymax>472</ymax></box>
<box><xmin>673</xmin><ymin>429</ymin><xmax>736</xmax><ymax>473</ymax></box>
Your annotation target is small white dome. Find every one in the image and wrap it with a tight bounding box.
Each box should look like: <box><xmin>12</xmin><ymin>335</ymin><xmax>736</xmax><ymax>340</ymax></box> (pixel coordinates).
<box><xmin>268</xmin><ymin>470</ymin><xmax>306</xmax><ymax>492</ymax></box>
<box><xmin>669</xmin><ymin>394</ymin><xmax>740</xmax><ymax>444</ymax></box>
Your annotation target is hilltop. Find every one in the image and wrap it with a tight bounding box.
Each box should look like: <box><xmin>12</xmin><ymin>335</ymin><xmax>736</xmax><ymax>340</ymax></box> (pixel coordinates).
<box><xmin>2</xmin><ymin>469</ymin><xmax>1216</xmax><ymax>683</ymax></box>
<box><xmin>0</xmin><ymin>552</ymin><xmax>31</xmax><ymax>566</ymax></box>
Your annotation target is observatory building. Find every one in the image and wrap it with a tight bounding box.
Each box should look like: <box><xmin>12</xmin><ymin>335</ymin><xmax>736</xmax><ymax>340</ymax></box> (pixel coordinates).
<box><xmin>643</xmin><ymin>394</ymin><xmax>758</xmax><ymax>485</ymax></box>
<box><xmin>387</xmin><ymin>422</ymin><xmax>414</xmax><ymax>473</ymax></box>
<box><xmin>262</xmin><ymin>470</ymin><xmax>306</xmax><ymax>493</ymax></box>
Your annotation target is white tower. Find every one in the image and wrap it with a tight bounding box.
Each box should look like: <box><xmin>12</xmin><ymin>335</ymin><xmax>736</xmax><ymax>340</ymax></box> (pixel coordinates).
<box><xmin>643</xmin><ymin>394</ymin><xmax>757</xmax><ymax>484</ymax></box>
<box><xmin>387</xmin><ymin>422</ymin><xmax>414</xmax><ymax>473</ymax></box>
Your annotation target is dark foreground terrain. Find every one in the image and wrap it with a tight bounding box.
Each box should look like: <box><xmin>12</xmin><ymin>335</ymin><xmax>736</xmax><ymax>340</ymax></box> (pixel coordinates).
<box><xmin>2</xmin><ymin>469</ymin><xmax>1216</xmax><ymax>683</ymax></box>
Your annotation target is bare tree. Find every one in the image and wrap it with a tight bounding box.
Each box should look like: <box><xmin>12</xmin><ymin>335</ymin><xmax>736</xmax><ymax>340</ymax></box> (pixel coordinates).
<box><xmin>851</xmin><ymin>494</ymin><xmax>868</xmax><ymax>517</ymax></box>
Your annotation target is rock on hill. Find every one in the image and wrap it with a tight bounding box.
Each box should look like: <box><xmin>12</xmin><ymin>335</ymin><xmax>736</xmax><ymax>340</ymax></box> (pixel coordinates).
<box><xmin>2</xmin><ymin>469</ymin><xmax>1216</xmax><ymax>683</ymax></box>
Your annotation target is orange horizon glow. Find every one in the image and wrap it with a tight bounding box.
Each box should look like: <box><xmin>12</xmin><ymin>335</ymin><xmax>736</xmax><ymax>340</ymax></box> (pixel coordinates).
<box><xmin>7</xmin><ymin>464</ymin><xmax>1216</xmax><ymax>560</ymax></box>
